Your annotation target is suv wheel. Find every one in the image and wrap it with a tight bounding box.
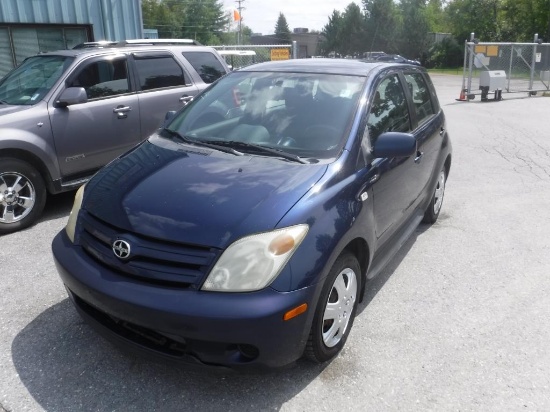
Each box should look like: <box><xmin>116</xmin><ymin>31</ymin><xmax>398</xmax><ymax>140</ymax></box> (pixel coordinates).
<box><xmin>0</xmin><ymin>158</ymin><xmax>46</xmax><ymax>234</ymax></box>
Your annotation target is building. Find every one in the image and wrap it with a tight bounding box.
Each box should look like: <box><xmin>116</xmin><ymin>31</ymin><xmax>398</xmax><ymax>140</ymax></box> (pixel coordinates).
<box><xmin>0</xmin><ymin>0</ymin><xmax>143</xmax><ymax>77</ymax></box>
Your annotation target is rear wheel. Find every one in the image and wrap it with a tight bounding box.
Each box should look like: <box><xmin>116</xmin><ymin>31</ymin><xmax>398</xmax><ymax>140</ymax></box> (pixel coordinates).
<box><xmin>305</xmin><ymin>252</ymin><xmax>361</xmax><ymax>363</ymax></box>
<box><xmin>422</xmin><ymin>167</ymin><xmax>446</xmax><ymax>224</ymax></box>
<box><xmin>0</xmin><ymin>158</ymin><xmax>46</xmax><ymax>234</ymax></box>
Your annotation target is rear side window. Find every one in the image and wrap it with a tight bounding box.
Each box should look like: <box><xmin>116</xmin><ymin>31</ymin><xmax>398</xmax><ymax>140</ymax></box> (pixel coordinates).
<box><xmin>182</xmin><ymin>52</ymin><xmax>226</xmax><ymax>84</ymax></box>
<box><xmin>404</xmin><ymin>72</ymin><xmax>435</xmax><ymax>124</ymax></box>
<box><xmin>367</xmin><ymin>74</ymin><xmax>411</xmax><ymax>142</ymax></box>
<box><xmin>69</xmin><ymin>59</ymin><xmax>129</xmax><ymax>99</ymax></box>
<box><xmin>134</xmin><ymin>55</ymin><xmax>187</xmax><ymax>91</ymax></box>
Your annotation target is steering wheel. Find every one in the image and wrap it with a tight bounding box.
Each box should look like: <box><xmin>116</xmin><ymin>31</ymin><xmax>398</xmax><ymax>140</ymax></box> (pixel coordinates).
<box><xmin>303</xmin><ymin>125</ymin><xmax>341</xmax><ymax>150</ymax></box>
<box><xmin>276</xmin><ymin>136</ymin><xmax>298</xmax><ymax>147</ymax></box>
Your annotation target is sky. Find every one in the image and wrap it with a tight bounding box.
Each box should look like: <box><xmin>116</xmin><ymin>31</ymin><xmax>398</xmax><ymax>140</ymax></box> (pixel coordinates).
<box><xmin>222</xmin><ymin>0</ymin><xmax>360</xmax><ymax>35</ymax></box>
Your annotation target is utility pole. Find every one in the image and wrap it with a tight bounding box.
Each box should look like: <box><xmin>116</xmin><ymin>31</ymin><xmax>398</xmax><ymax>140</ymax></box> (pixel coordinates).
<box><xmin>235</xmin><ymin>0</ymin><xmax>245</xmax><ymax>44</ymax></box>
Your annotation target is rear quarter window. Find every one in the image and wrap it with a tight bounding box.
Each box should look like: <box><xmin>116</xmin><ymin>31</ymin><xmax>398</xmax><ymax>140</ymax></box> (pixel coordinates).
<box><xmin>182</xmin><ymin>51</ymin><xmax>226</xmax><ymax>84</ymax></box>
<box><xmin>134</xmin><ymin>55</ymin><xmax>188</xmax><ymax>91</ymax></box>
<box><xmin>404</xmin><ymin>72</ymin><xmax>436</xmax><ymax>124</ymax></box>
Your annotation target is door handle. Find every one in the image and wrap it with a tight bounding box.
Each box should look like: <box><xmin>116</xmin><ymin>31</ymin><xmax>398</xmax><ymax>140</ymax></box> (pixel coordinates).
<box><xmin>180</xmin><ymin>95</ymin><xmax>194</xmax><ymax>104</ymax></box>
<box><xmin>368</xmin><ymin>173</ymin><xmax>380</xmax><ymax>184</ymax></box>
<box><xmin>113</xmin><ymin>105</ymin><xmax>132</xmax><ymax>119</ymax></box>
<box><xmin>414</xmin><ymin>151</ymin><xmax>423</xmax><ymax>164</ymax></box>
<box><xmin>439</xmin><ymin>127</ymin><xmax>445</xmax><ymax>136</ymax></box>
<box><xmin>113</xmin><ymin>106</ymin><xmax>132</xmax><ymax>113</ymax></box>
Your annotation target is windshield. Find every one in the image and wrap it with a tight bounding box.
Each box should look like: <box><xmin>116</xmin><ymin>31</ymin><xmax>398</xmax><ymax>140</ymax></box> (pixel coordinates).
<box><xmin>0</xmin><ymin>55</ymin><xmax>74</xmax><ymax>105</ymax></box>
<box><xmin>165</xmin><ymin>70</ymin><xmax>365</xmax><ymax>160</ymax></box>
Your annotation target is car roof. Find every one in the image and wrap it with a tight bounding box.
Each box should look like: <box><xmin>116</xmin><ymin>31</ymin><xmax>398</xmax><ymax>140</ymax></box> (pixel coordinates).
<box><xmin>237</xmin><ymin>58</ymin><xmax>412</xmax><ymax>76</ymax></box>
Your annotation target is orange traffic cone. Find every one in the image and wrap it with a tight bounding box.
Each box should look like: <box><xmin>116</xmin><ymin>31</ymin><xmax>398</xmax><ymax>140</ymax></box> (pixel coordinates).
<box><xmin>456</xmin><ymin>88</ymin><xmax>467</xmax><ymax>101</ymax></box>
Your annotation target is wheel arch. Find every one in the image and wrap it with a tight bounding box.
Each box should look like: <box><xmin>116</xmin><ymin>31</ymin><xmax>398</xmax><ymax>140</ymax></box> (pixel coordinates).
<box><xmin>0</xmin><ymin>148</ymin><xmax>56</xmax><ymax>194</ymax></box>
<box><xmin>342</xmin><ymin>237</ymin><xmax>370</xmax><ymax>302</ymax></box>
<box><xmin>443</xmin><ymin>153</ymin><xmax>452</xmax><ymax>180</ymax></box>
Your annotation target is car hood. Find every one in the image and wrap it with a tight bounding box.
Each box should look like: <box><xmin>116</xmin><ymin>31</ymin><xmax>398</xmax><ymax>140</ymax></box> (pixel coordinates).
<box><xmin>83</xmin><ymin>139</ymin><xmax>327</xmax><ymax>248</ymax></box>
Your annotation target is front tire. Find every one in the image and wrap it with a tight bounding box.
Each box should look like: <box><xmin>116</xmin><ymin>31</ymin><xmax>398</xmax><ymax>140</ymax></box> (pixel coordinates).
<box><xmin>422</xmin><ymin>167</ymin><xmax>446</xmax><ymax>224</ymax></box>
<box><xmin>0</xmin><ymin>158</ymin><xmax>46</xmax><ymax>234</ymax></box>
<box><xmin>305</xmin><ymin>252</ymin><xmax>361</xmax><ymax>363</ymax></box>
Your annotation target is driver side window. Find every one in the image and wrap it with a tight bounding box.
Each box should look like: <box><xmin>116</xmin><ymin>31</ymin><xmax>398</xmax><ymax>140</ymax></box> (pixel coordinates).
<box><xmin>366</xmin><ymin>74</ymin><xmax>410</xmax><ymax>143</ymax></box>
<box><xmin>69</xmin><ymin>58</ymin><xmax>129</xmax><ymax>100</ymax></box>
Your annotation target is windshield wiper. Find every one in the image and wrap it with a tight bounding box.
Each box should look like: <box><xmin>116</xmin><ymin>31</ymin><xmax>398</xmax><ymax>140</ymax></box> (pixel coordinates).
<box><xmin>202</xmin><ymin>140</ymin><xmax>308</xmax><ymax>164</ymax></box>
<box><xmin>161</xmin><ymin>128</ymin><xmax>243</xmax><ymax>156</ymax></box>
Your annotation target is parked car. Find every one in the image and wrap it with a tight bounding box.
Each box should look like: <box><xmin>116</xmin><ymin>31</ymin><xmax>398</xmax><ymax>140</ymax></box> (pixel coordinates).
<box><xmin>374</xmin><ymin>54</ymin><xmax>421</xmax><ymax>66</ymax></box>
<box><xmin>217</xmin><ymin>49</ymin><xmax>257</xmax><ymax>70</ymax></box>
<box><xmin>0</xmin><ymin>39</ymin><xmax>230</xmax><ymax>234</ymax></box>
<box><xmin>52</xmin><ymin>58</ymin><xmax>452</xmax><ymax>370</ymax></box>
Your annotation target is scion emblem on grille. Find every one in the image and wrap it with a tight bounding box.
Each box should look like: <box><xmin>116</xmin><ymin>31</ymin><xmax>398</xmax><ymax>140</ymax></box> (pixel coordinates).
<box><xmin>112</xmin><ymin>239</ymin><xmax>131</xmax><ymax>259</ymax></box>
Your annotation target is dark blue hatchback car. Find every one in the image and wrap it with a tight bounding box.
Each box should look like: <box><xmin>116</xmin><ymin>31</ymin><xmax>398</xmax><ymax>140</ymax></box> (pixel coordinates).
<box><xmin>52</xmin><ymin>59</ymin><xmax>451</xmax><ymax>370</ymax></box>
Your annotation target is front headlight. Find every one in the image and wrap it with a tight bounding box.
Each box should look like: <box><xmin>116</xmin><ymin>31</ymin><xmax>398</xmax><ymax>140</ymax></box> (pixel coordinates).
<box><xmin>202</xmin><ymin>224</ymin><xmax>309</xmax><ymax>292</ymax></box>
<box><xmin>65</xmin><ymin>184</ymin><xmax>85</xmax><ymax>243</ymax></box>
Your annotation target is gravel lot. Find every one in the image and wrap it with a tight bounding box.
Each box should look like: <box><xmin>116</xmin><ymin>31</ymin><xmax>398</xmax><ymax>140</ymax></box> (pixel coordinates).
<box><xmin>1</xmin><ymin>73</ymin><xmax>549</xmax><ymax>411</ymax></box>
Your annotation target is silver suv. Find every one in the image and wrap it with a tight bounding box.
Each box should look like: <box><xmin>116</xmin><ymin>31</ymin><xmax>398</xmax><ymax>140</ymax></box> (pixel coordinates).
<box><xmin>0</xmin><ymin>39</ymin><xmax>230</xmax><ymax>234</ymax></box>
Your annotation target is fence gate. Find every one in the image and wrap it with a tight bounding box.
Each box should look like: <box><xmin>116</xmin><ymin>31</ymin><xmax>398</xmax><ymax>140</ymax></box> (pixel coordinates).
<box><xmin>459</xmin><ymin>34</ymin><xmax>550</xmax><ymax>101</ymax></box>
<box><xmin>213</xmin><ymin>44</ymin><xmax>295</xmax><ymax>69</ymax></box>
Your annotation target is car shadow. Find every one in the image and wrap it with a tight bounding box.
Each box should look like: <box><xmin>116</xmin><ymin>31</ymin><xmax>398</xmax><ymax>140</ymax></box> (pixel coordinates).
<box><xmin>357</xmin><ymin>222</ymin><xmax>431</xmax><ymax>314</ymax></box>
<box><xmin>11</xmin><ymin>299</ymin><xmax>329</xmax><ymax>412</ymax></box>
<box><xmin>39</xmin><ymin>190</ymin><xmax>76</xmax><ymax>222</ymax></box>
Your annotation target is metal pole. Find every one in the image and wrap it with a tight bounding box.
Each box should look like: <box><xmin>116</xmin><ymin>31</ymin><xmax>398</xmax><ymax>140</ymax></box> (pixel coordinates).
<box><xmin>529</xmin><ymin>33</ymin><xmax>538</xmax><ymax>92</ymax></box>
<box><xmin>467</xmin><ymin>33</ymin><xmax>475</xmax><ymax>97</ymax></box>
<box><xmin>292</xmin><ymin>41</ymin><xmax>297</xmax><ymax>59</ymax></box>
<box><xmin>461</xmin><ymin>39</ymin><xmax>468</xmax><ymax>96</ymax></box>
<box><xmin>508</xmin><ymin>44</ymin><xmax>513</xmax><ymax>92</ymax></box>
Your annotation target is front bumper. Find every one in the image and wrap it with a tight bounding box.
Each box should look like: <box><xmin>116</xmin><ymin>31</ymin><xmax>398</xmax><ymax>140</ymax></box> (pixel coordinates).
<box><xmin>52</xmin><ymin>231</ymin><xmax>320</xmax><ymax>370</ymax></box>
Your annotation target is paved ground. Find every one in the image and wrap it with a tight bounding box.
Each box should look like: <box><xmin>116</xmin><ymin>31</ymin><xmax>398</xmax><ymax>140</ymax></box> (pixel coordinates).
<box><xmin>1</xmin><ymin>74</ymin><xmax>550</xmax><ymax>411</ymax></box>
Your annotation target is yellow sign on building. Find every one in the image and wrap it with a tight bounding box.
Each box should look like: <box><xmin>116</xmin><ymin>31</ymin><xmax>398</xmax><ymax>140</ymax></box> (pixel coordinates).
<box><xmin>271</xmin><ymin>49</ymin><xmax>290</xmax><ymax>61</ymax></box>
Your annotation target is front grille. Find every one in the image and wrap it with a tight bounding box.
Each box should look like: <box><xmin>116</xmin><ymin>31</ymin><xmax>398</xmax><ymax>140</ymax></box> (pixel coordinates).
<box><xmin>78</xmin><ymin>211</ymin><xmax>220</xmax><ymax>288</ymax></box>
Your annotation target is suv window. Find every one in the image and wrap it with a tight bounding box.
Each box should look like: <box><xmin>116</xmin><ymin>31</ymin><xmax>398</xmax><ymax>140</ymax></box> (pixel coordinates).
<box><xmin>134</xmin><ymin>55</ymin><xmax>188</xmax><ymax>91</ymax></box>
<box><xmin>69</xmin><ymin>58</ymin><xmax>129</xmax><ymax>99</ymax></box>
<box><xmin>182</xmin><ymin>51</ymin><xmax>226</xmax><ymax>84</ymax></box>
<box><xmin>404</xmin><ymin>72</ymin><xmax>435</xmax><ymax>124</ymax></box>
<box><xmin>367</xmin><ymin>74</ymin><xmax>411</xmax><ymax>142</ymax></box>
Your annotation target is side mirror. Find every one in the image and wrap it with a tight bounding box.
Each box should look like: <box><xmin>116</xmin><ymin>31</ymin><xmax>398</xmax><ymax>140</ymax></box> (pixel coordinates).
<box><xmin>164</xmin><ymin>110</ymin><xmax>177</xmax><ymax>125</ymax></box>
<box><xmin>55</xmin><ymin>87</ymin><xmax>87</xmax><ymax>107</ymax></box>
<box><xmin>372</xmin><ymin>132</ymin><xmax>416</xmax><ymax>158</ymax></box>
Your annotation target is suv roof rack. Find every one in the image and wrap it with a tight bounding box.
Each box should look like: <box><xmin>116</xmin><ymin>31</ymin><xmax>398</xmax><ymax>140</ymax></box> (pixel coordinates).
<box><xmin>72</xmin><ymin>41</ymin><xmax>118</xmax><ymax>49</ymax></box>
<box><xmin>115</xmin><ymin>39</ymin><xmax>202</xmax><ymax>46</ymax></box>
<box><xmin>72</xmin><ymin>39</ymin><xmax>202</xmax><ymax>50</ymax></box>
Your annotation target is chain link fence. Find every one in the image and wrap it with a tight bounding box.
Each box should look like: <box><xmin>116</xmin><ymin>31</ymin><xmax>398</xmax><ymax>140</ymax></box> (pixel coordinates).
<box><xmin>213</xmin><ymin>44</ymin><xmax>295</xmax><ymax>69</ymax></box>
<box><xmin>460</xmin><ymin>35</ymin><xmax>550</xmax><ymax>101</ymax></box>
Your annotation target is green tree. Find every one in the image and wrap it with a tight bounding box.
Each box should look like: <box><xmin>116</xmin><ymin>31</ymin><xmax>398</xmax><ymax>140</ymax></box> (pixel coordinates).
<box><xmin>363</xmin><ymin>0</ymin><xmax>399</xmax><ymax>53</ymax></box>
<box><xmin>445</xmin><ymin>0</ymin><xmax>501</xmax><ymax>42</ymax></box>
<box><xmin>141</xmin><ymin>0</ymin><xmax>228</xmax><ymax>45</ymax></box>
<box><xmin>398</xmin><ymin>0</ymin><xmax>430</xmax><ymax>60</ymax></box>
<box><xmin>339</xmin><ymin>3</ymin><xmax>367</xmax><ymax>57</ymax></box>
<box><xmin>319</xmin><ymin>10</ymin><xmax>344</xmax><ymax>56</ymax></box>
<box><xmin>179</xmin><ymin>0</ymin><xmax>229</xmax><ymax>45</ymax></box>
<box><xmin>500</xmin><ymin>0</ymin><xmax>550</xmax><ymax>42</ymax></box>
<box><xmin>274</xmin><ymin>13</ymin><xmax>292</xmax><ymax>43</ymax></box>
<box><xmin>425</xmin><ymin>0</ymin><xmax>448</xmax><ymax>33</ymax></box>
<box><xmin>142</xmin><ymin>0</ymin><xmax>182</xmax><ymax>38</ymax></box>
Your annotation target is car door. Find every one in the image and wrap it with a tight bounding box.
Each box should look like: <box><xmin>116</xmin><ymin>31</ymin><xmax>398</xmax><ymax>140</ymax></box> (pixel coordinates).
<box><xmin>365</xmin><ymin>72</ymin><xmax>420</xmax><ymax>244</ymax></box>
<box><xmin>402</xmin><ymin>71</ymin><xmax>443</xmax><ymax>192</ymax></box>
<box><xmin>130</xmin><ymin>52</ymin><xmax>199</xmax><ymax>138</ymax></box>
<box><xmin>49</xmin><ymin>55</ymin><xmax>141</xmax><ymax>178</ymax></box>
